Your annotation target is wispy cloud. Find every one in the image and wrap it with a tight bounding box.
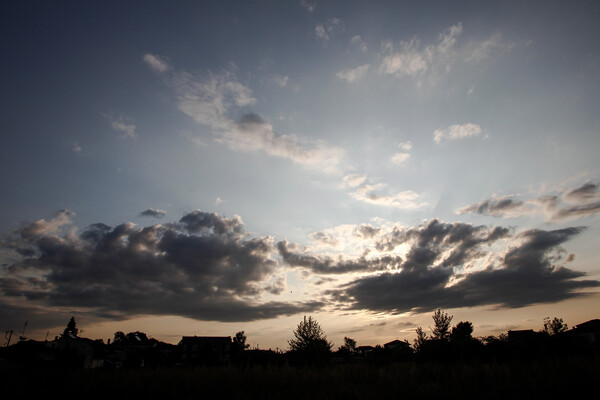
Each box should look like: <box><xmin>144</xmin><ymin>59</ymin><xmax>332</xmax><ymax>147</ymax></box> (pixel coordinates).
<box><xmin>350</xmin><ymin>35</ymin><xmax>368</xmax><ymax>53</ymax></box>
<box><xmin>389</xmin><ymin>152</ymin><xmax>410</xmax><ymax>165</ymax></box>
<box><xmin>270</xmin><ymin>75</ymin><xmax>289</xmax><ymax>87</ymax></box>
<box><xmin>466</xmin><ymin>33</ymin><xmax>514</xmax><ymax>62</ymax></box>
<box><xmin>300</xmin><ymin>0</ymin><xmax>315</xmax><ymax>13</ymax></box>
<box><xmin>143</xmin><ymin>53</ymin><xmax>170</xmax><ymax>73</ymax></box>
<box><xmin>377</xmin><ymin>23</ymin><xmax>515</xmax><ymax>84</ymax></box>
<box><xmin>144</xmin><ymin>54</ymin><xmax>343</xmax><ymax>172</ymax></box>
<box><xmin>336</xmin><ymin>64</ymin><xmax>370</xmax><ymax>83</ymax></box>
<box><xmin>350</xmin><ymin>183</ymin><xmax>425</xmax><ymax>209</ymax></box>
<box><xmin>397</xmin><ymin>141</ymin><xmax>412</xmax><ymax>151</ymax></box>
<box><xmin>315</xmin><ymin>17</ymin><xmax>344</xmax><ymax>41</ymax></box>
<box><xmin>342</xmin><ymin>173</ymin><xmax>425</xmax><ymax>209</ymax></box>
<box><xmin>456</xmin><ymin>195</ymin><xmax>533</xmax><ymax>218</ymax></box>
<box><xmin>103</xmin><ymin>113</ymin><xmax>137</xmax><ymax>139</ymax></box>
<box><xmin>341</xmin><ymin>174</ymin><xmax>368</xmax><ymax>188</ymax></box>
<box><xmin>379</xmin><ymin>23</ymin><xmax>463</xmax><ymax>79</ymax></box>
<box><xmin>171</xmin><ymin>69</ymin><xmax>256</xmax><ymax>130</ymax></box>
<box><xmin>434</xmin><ymin>123</ymin><xmax>482</xmax><ymax>144</ymax></box>
<box><xmin>219</xmin><ymin>113</ymin><xmax>344</xmax><ymax>172</ymax></box>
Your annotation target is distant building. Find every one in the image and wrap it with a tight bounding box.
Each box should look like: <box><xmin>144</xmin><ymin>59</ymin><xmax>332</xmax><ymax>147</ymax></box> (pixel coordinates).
<box><xmin>569</xmin><ymin>319</ymin><xmax>600</xmax><ymax>348</ymax></box>
<box><xmin>56</xmin><ymin>334</ymin><xmax>106</xmax><ymax>368</ymax></box>
<box><xmin>507</xmin><ymin>329</ymin><xmax>543</xmax><ymax>343</ymax></box>
<box><xmin>384</xmin><ymin>339</ymin><xmax>411</xmax><ymax>351</ymax></box>
<box><xmin>178</xmin><ymin>336</ymin><xmax>232</xmax><ymax>364</ymax></box>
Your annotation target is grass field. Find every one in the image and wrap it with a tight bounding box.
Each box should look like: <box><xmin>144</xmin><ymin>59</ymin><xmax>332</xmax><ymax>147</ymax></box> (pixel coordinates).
<box><xmin>2</xmin><ymin>356</ymin><xmax>598</xmax><ymax>399</ymax></box>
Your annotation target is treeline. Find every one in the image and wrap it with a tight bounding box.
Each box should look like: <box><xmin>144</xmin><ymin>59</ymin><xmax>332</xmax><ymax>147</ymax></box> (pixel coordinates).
<box><xmin>1</xmin><ymin>311</ymin><xmax>598</xmax><ymax>370</ymax></box>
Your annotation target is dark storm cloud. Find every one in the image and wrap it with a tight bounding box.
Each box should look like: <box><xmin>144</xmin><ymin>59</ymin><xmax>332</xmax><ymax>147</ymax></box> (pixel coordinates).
<box><xmin>277</xmin><ymin>240</ymin><xmax>402</xmax><ymax>274</ymax></box>
<box><xmin>331</xmin><ymin>226</ymin><xmax>598</xmax><ymax>314</ymax></box>
<box><xmin>374</xmin><ymin>219</ymin><xmax>510</xmax><ymax>257</ymax></box>
<box><xmin>0</xmin><ymin>210</ymin><xmax>322</xmax><ymax>329</ymax></box>
<box><xmin>179</xmin><ymin>210</ymin><xmax>244</xmax><ymax>235</ymax></box>
<box><xmin>139</xmin><ymin>208</ymin><xmax>166</xmax><ymax>218</ymax></box>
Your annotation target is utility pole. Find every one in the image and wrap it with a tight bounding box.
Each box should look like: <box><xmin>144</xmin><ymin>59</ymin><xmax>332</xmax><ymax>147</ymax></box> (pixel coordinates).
<box><xmin>19</xmin><ymin>320</ymin><xmax>27</xmax><ymax>341</ymax></box>
<box><xmin>5</xmin><ymin>330</ymin><xmax>13</xmax><ymax>347</ymax></box>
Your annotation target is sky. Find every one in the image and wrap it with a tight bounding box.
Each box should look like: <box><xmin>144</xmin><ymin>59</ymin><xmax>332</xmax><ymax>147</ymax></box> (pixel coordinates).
<box><xmin>1</xmin><ymin>0</ymin><xmax>599</xmax><ymax>349</ymax></box>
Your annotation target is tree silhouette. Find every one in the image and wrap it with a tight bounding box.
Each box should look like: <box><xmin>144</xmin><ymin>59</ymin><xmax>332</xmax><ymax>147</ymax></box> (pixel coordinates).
<box><xmin>288</xmin><ymin>316</ymin><xmax>332</xmax><ymax>353</ymax></box>
<box><xmin>62</xmin><ymin>316</ymin><xmax>78</xmax><ymax>337</ymax></box>
<box><xmin>113</xmin><ymin>331</ymin><xmax>126</xmax><ymax>343</ymax></box>
<box><xmin>342</xmin><ymin>337</ymin><xmax>356</xmax><ymax>353</ymax></box>
<box><xmin>543</xmin><ymin>317</ymin><xmax>568</xmax><ymax>335</ymax></box>
<box><xmin>232</xmin><ymin>331</ymin><xmax>249</xmax><ymax>352</ymax></box>
<box><xmin>450</xmin><ymin>321</ymin><xmax>474</xmax><ymax>343</ymax></box>
<box><xmin>413</xmin><ymin>326</ymin><xmax>428</xmax><ymax>352</ymax></box>
<box><xmin>431</xmin><ymin>309</ymin><xmax>453</xmax><ymax>340</ymax></box>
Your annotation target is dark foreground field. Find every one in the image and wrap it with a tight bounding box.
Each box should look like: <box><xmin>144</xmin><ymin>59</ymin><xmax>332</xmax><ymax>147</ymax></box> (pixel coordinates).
<box><xmin>2</xmin><ymin>356</ymin><xmax>599</xmax><ymax>399</ymax></box>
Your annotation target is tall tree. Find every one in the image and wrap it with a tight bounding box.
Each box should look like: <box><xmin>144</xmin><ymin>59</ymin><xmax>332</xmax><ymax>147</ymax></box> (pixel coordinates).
<box><xmin>288</xmin><ymin>316</ymin><xmax>332</xmax><ymax>352</ymax></box>
<box><xmin>413</xmin><ymin>326</ymin><xmax>428</xmax><ymax>352</ymax></box>
<box><xmin>62</xmin><ymin>316</ymin><xmax>78</xmax><ymax>337</ymax></box>
<box><xmin>342</xmin><ymin>337</ymin><xmax>356</xmax><ymax>353</ymax></box>
<box><xmin>431</xmin><ymin>309</ymin><xmax>453</xmax><ymax>340</ymax></box>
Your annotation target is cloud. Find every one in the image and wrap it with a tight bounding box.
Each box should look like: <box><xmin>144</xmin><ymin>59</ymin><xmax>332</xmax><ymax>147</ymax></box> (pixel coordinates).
<box><xmin>564</xmin><ymin>183</ymin><xmax>599</xmax><ymax>203</ymax></box>
<box><xmin>72</xmin><ymin>143</ymin><xmax>82</xmax><ymax>155</ymax></box>
<box><xmin>353</xmin><ymin>224</ymin><xmax>382</xmax><ymax>239</ymax></box>
<box><xmin>315</xmin><ymin>24</ymin><xmax>329</xmax><ymax>41</ymax></box>
<box><xmin>466</xmin><ymin>33</ymin><xmax>514</xmax><ymax>62</ymax></box>
<box><xmin>139</xmin><ymin>209</ymin><xmax>166</xmax><ymax>219</ymax></box>
<box><xmin>146</xmin><ymin>55</ymin><xmax>344</xmax><ymax>172</ymax></box>
<box><xmin>397</xmin><ymin>141</ymin><xmax>412</xmax><ymax>151</ymax></box>
<box><xmin>169</xmin><ymin>68</ymin><xmax>255</xmax><ymax>130</ymax></box>
<box><xmin>143</xmin><ymin>53</ymin><xmax>170</xmax><ymax>73</ymax></box>
<box><xmin>390</xmin><ymin>152</ymin><xmax>410</xmax><ymax>165</ymax></box>
<box><xmin>103</xmin><ymin>114</ymin><xmax>137</xmax><ymax>139</ymax></box>
<box><xmin>17</xmin><ymin>209</ymin><xmax>75</xmax><ymax>239</ymax></box>
<box><xmin>310</xmin><ymin>231</ymin><xmax>340</xmax><ymax>247</ymax></box>
<box><xmin>342</xmin><ymin>174</ymin><xmax>368</xmax><ymax>188</ymax></box>
<box><xmin>350</xmin><ymin>35</ymin><xmax>368</xmax><ymax>53</ymax></box>
<box><xmin>329</xmin><ymin>222</ymin><xmax>598</xmax><ymax>314</ymax></box>
<box><xmin>434</xmin><ymin>123</ymin><xmax>482</xmax><ymax>144</ymax></box>
<box><xmin>336</xmin><ymin>64</ymin><xmax>370</xmax><ymax>83</ymax></box>
<box><xmin>0</xmin><ymin>211</ymin><xmax>323</xmax><ymax>327</ymax></box>
<box><xmin>277</xmin><ymin>240</ymin><xmax>402</xmax><ymax>275</ymax></box>
<box><xmin>456</xmin><ymin>196</ymin><xmax>533</xmax><ymax>218</ymax></box>
<box><xmin>315</xmin><ymin>18</ymin><xmax>344</xmax><ymax>41</ymax></box>
<box><xmin>551</xmin><ymin>202</ymin><xmax>600</xmax><ymax>221</ymax></box>
<box><xmin>349</xmin><ymin>183</ymin><xmax>426</xmax><ymax>209</ymax></box>
<box><xmin>300</xmin><ymin>0</ymin><xmax>315</xmax><ymax>13</ymax></box>
<box><xmin>271</xmin><ymin>75</ymin><xmax>289</xmax><ymax>87</ymax></box>
<box><xmin>379</xmin><ymin>23</ymin><xmax>463</xmax><ymax>79</ymax></box>
<box><xmin>458</xmin><ymin>182</ymin><xmax>600</xmax><ymax>222</ymax></box>
<box><xmin>377</xmin><ymin>23</ymin><xmax>514</xmax><ymax>83</ymax></box>
<box><xmin>218</xmin><ymin>113</ymin><xmax>344</xmax><ymax>172</ymax></box>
